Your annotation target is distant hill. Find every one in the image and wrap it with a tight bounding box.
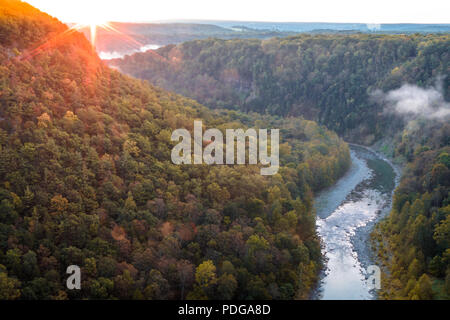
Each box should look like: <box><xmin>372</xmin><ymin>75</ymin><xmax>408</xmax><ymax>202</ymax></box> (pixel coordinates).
<box><xmin>199</xmin><ymin>21</ymin><xmax>450</xmax><ymax>33</ymax></box>
<box><xmin>72</xmin><ymin>20</ymin><xmax>450</xmax><ymax>60</ymax></box>
<box><xmin>71</xmin><ymin>22</ymin><xmax>296</xmax><ymax>58</ymax></box>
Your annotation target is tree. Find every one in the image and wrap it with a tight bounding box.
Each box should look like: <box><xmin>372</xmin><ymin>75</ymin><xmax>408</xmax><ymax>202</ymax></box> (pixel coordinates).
<box><xmin>0</xmin><ymin>271</ymin><xmax>21</xmax><ymax>300</ymax></box>
<box><xmin>22</xmin><ymin>251</ymin><xmax>39</xmax><ymax>279</ymax></box>
<box><xmin>50</xmin><ymin>195</ymin><xmax>69</xmax><ymax>215</ymax></box>
<box><xmin>407</xmin><ymin>258</ymin><xmax>422</xmax><ymax>279</ymax></box>
<box><xmin>177</xmin><ymin>260</ymin><xmax>194</xmax><ymax>299</ymax></box>
<box><xmin>434</xmin><ymin>214</ymin><xmax>450</xmax><ymax>250</ymax></box>
<box><xmin>217</xmin><ymin>273</ymin><xmax>237</xmax><ymax>300</ymax></box>
<box><xmin>195</xmin><ymin>260</ymin><xmax>217</xmax><ymax>288</ymax></box>
<box><xmin>144</xmin><ymin>270</ymin><xmax>169</xmax><ymax>300</ymax></box>
<box><xmin>89</xmin><ymin>277</ymin><xmax>114</xmax><ymax>299</ymax></box>
<box><xmin>113</xmin><ymin>270</ymin><xmax>135</xmax><ymax>299</ymax></box>
<box><xmin>84</xmin><ymin>257</ymin><xmax>97</xmax><ymax>278</ymax></box>
<box><xmin>413</xmin><ymin>274</ymin><xmax>434</xmax><ymax>300</ymax></box>
<box><xmin>220</xmin><ymin>261</ymin><xmax>236</xmax><ymax>276</ymax></box>
<box><xmin>189</xmin><ymin>260</ymin><xmax>217</xmax><ymax>299</ymax></box>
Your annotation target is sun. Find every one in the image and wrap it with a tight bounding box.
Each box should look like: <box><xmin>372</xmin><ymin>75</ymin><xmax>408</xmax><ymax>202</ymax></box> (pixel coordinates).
<box><xmin>72</xmin><ymin>12</ymin><xmax>110</xmax><ymax>47</ymax></box>
<box><xmin>88</xmin><ymin>22</ymin><xmax>108</xmax><ymax>48</ymax></box>
<box><xmin>71</xmin><ymin>21</ymin><xmax>109</xmax><ymax>47</ymax></box>
<box><xmin>65</xmin><ymin>10</ymin><xmax>144</xmax><ymax>50</ymax></box>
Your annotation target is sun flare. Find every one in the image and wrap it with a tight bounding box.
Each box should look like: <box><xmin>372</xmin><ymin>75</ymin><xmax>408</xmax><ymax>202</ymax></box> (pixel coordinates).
<box><xmin>71</xmin><ymin>20</ymin><xmax>110</xmax><ymax>47</ymax></box>
<box><xmin>69</xmin><ymin>10</ymin><xmax>110</xmax><ymax>47</ymax></box>
<box><xmin>88</xmin><ymin>22</ymin><xmax>107</xmax><ymax>48</ymax></box>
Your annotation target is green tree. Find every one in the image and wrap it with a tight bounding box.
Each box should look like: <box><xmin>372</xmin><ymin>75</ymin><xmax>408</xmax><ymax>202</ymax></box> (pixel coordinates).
<box><xmin>0</xmin><ymin>271</ymin><xmax>21</xmax><ymax>300</ymax></box>
<box><xmin>217</xmin><ymin>273</ymin><xmax>237</xmax><ymax>300</ymax></box>
<box><xmin>414</xmin><ymin>274</ymin><xmax>434</xmax><ymax>300</ymax></box>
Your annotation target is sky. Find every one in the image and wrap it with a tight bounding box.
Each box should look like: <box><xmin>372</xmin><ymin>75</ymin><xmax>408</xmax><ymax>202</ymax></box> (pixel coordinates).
<box><xmin>26</xmin><ymin>0</ymin><xmax>450</xmax><ymax>24</ymax></box>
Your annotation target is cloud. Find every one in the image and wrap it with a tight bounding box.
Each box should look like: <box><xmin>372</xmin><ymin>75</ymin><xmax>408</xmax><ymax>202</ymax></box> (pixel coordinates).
<box><xmin>371</xmin><ymin>79</ymin><xmax>450</xmax><ymax>120</ymax></box>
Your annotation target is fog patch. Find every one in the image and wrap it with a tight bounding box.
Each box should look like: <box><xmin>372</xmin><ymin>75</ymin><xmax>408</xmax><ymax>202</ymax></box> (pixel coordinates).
<box><xmin>99</xmin><ymin>44</ymin><xmax>161</xmax><ymax>60</ymax></box>
<box><xmin>371</xmin><ymin>79</ymin><xmax>450</xmax><ymax>121</ymax></box>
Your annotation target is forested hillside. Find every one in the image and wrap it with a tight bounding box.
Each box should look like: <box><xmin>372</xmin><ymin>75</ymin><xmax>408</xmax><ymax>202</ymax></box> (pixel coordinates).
<box><xmin>109</xmin><ymin>34</ymin><xmax>449</xmax><ymax>144</ymax></box>
<box><xmin>372</xmin><ymin>121</ymin><xmax>450</xmax><ymax>299</ymax></box>
<box><xmin>0</xmin><ymin>0</ymin><xmax>350</xmax><ymax>299</ymax></box>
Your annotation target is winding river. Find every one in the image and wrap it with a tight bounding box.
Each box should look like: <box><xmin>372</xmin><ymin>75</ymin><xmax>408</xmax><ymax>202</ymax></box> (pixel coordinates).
<box><xmin>313</xmin><ymin>145</ymin><xmax>399</xmax><ymax>300</ymax></box>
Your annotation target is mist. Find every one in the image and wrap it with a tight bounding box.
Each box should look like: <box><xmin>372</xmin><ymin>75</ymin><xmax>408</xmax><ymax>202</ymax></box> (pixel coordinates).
<box><xmin>372</xmin><ymin>80</ymin><xmax>450</xmax><ymax>121</ymax></box>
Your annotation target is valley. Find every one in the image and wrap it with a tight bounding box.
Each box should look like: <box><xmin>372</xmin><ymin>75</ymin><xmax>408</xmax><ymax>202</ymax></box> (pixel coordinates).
<box><xmin>0</xmin><ymin>0</ymin><xmax>448</xmax><ymax>300</ymax></box>
<box><xmin>109</xmin><ymin>33</ymin><xmax>449</xmax><ymax>299</ymax></box>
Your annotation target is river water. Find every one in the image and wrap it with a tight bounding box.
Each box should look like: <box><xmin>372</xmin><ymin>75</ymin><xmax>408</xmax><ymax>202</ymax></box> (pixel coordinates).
<box><xmin>313</xmin><ymin>145</ymin><xmax>398</xmax><ymax>300</ymax></box>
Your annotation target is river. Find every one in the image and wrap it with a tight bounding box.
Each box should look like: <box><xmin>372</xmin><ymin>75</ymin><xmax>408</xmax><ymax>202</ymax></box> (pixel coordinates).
<box><xmin>313</xmin><ymin>144</ymin><xmax>399</xmax><ymax>300</ymax></box>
